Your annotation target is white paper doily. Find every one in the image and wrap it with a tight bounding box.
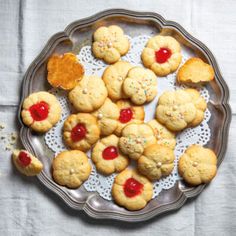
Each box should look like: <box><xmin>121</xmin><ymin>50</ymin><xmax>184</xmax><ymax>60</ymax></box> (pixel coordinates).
<box><xmin>45</xmin><ymin>35</ymin><xmax>211</xmax><ymax>200</ymax></box>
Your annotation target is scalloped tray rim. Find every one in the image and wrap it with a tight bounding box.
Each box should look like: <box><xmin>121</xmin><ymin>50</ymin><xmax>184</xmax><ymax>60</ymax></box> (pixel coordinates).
<box><xmin>17</xmin><ymin>9</ymin><xmax>231</xmax><ymax>222</ymax></box>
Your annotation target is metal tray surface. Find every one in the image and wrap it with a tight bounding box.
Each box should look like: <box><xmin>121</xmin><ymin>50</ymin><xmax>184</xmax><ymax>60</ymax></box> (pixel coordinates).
<box><xmin>18</xmin><ymin>9</ymin><xmax>231</xmax><ymax>222</ymax></box>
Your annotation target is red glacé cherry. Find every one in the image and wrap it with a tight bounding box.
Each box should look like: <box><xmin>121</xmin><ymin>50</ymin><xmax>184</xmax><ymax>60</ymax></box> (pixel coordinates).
<box><xmin>71</xmin><ymin>124</ymin><xmax>87</xmax><ymax>142</ymax></box>
<box><xmin>119</xmin><ymin>108</ymin><xmax>133</xmax><ymax>123</ymax></box>
<box><xmin>18</xmin><ymin>151</ymin><xmax>31</xmax><ymax>167</ymax></box>
<box><xmin>102</xmin><ymin>146</ymin><xmax>118</xmax><ymax>160</ymax></box>
<box><xmin>29</xmin><ymin>101</ymin><xmax>49</xmax><ymax>121</ymax></box>
<box><xmin>123</xmin><ymin>177</ymin><xmax>143</xmax><ymax>198</ymax></box>
<box><xmin>155</xmin><ymin>47</ymin><xmax>172</xmax><ymax>64</ymax></box>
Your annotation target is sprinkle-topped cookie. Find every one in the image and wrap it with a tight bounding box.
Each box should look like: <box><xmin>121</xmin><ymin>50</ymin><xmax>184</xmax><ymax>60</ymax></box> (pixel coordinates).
<box><xmin>92</xmin><ymin>25</ymin><xmax>130</xmax><ymax>64</ymax></box>
<box><xmin>184</xmin><ymin>88</ymin><xmax>207</xmax><ymax>127</ymax></box>
<box><xmin>119</xmin><ymin>123</ymin><xmax>156</xmax><ymax>160</ymax></box>
<box><xmin>148</xmin><ymin>119</ymin><xmax>176</xmax><ymax>149</ymax></box>
<box><xmin>178</xmin><ymin>145</ymin><xmax>217</xmax><ymax>186</ymax></box>
<box><xmin>155</xmin><ymin>90</ymin><xmax>197</xmax><ymax>131</ymax></box>
<box><xmin>123</xmin><ymin>66</ymin><xmax>157</xmax><ymax>105</ymax></box>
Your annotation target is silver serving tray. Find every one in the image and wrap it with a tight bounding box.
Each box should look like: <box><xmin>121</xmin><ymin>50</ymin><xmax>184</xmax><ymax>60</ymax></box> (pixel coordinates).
<box><xmin>18</xmin><ymin>9</ymin><xmax>231</xmax><ymax>222</ymax></box>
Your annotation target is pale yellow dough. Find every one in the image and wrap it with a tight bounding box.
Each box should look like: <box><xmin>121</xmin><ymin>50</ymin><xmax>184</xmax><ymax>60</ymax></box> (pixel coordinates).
<box><xmin>52</xmin><ymin>150</ymin><xmax>91</xmax><ymax>189</ymax></box>
<box><xmin>12</xmin><ymin>149</ymin><xmax>43</xmax><ymax>176</ymax></box>
<box><xmin>21</xmin><ymin>91</ymin><xmax>61</xmax><ymax>133</ymax></box>
<box><xmin>115</xmin><ymin>99</ymin><xmax>145</xmax><ymax>136</ymax></box>
<box><xmin>123</xmin><ymin>66</ymin><xmax>157</xmax><ymax>105</ymax></box>
<box><xmin>148</xmin><ymin>119</ymin><xmax>176</xmax><ymax>149</ymax></box>
<box><xmin>102</xmin><ymin>61</ymin><xmax>133</xmax><ymax>100</ymax></box>
<box><xmin>92</xmin><ymin>98</ymin><xmax>119</xmax><ymax>136</ymax></box>
<box><xmin>155</xmin><ymin>90</ymin><xmax>197</xmax><ymax>131</ymax></box>
<box><xmin>141</xmin><ymin>35</ymin><xmax>182</xmax><ymax>76</ymax></box>
<box><xmin>138</xmin><ymin>144</ymin><xmax>175</xmax><ymax>180</ymax></box>
<box><xmin>119</xmin><ymin>123</ymin><xmax>156</xmax><ymax>160</ymax></box>
<box><xmin>112</xmin><ymin>169</ymin><xmax>153</xmax><ymax>211</ymax></box>
<box><xmin>63</xmin><ymin>113</ymin><xmax>100</xmax><ymax>152</ymax></box>
<box><xmin>69</xmin><ymin>75</ymin><xmax>108</xmax><ymax>112</ymax></box>
<box><xmin>92</xmin><ymin>25</ymin><xmax>130</xmax><ymax>64</ymax></box>
<box><xmin>92</xmin><ymin>134</ymin><xmax>129</xmax><ymax>175</ymax></box>
<box><xmin>178</xmin><ymin>145</ymin><xmax>217</xmax><ymax>186</ymax></box>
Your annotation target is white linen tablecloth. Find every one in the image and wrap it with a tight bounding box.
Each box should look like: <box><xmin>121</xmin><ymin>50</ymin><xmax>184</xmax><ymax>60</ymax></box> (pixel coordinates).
<box><xmin>0</xmin><ymin>0</ymin><xmax>236</xmax><ymax>235</ymax></box>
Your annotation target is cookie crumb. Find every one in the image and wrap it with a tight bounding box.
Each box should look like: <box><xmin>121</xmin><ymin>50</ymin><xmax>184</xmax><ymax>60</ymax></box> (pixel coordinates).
<box><xmin>0</xmin><ymin>122</ymin><xmax>5</xmax><ymax>130</ymax></box>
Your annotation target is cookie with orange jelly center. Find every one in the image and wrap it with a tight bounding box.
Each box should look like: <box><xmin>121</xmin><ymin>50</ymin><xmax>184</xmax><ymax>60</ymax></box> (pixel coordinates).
<box><xmin>47</xmin><ymin>53</ymin><xmax>84</xmax><ymax>90</ymax></box>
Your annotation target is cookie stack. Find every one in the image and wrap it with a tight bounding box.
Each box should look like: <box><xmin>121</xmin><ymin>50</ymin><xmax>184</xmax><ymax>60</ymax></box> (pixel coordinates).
<box><xmin>16</xmin><ymin>25</ymin><xmax>218</xmax><ymax>211</ymax></box>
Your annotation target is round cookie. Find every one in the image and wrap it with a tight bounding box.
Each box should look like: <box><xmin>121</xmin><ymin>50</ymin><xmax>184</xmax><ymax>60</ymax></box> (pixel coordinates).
<box><xmin>177</xmin><ymin>58</ymin><xmax>214</xmax><ymax>84</ymax></box>
<box><xmin>123</xmin><ymin>66</ymin><xmax>157</xmax><ymax>105</ymax></box>
<box><xmin>115</xmin><ymin>99</ymin><xmax>145</xmax><ymax>136</ymax></box>
<box><xmin>138</xmin><ymin>144</ymin><xmax>175</xmax><ymax>180</ymax></box>
<box><xmin>155</xmin><ymin>90</ymin><xmax>197</xmax><ymax>132</ymax></box>
<box><xmin>119</xmin><ymin>123</ymin><xmax>156</xmax><ymax>160</ymax></box>
<box><xmin>92</xmin><ymin>25</ymin><xmax>130</xmax><ymax>64</ymax></box>
<box><xmin>102</xmin><ymin>61</ymin><xmax>133</xmax><ymax>100</ymax></box>
<box><xmin>52</xmin><ymin>150</ymin><xmax>91</xmax><ymax>189</ymax></box>
<box><xmin>178</xmin><ymin>145</ymin><xmax>217</xmax><ymax>186</ymax></box>
<box><xmin>184</xmin><ymin>88</ymin><xmax>207</xmax><ymax>127</ymax></box>
<box><xmin>47</xmin><ymin>52</ymin><xmax>84</xmax><ymax>90</ymax></box>
<box><xmin>92</xmin><ymin>134</ymin><xmax>129</xmax><ymax>175</ymax></box>
<box><xmin>112</xmin><ymin>169</ymin><xmax>153</xmax><ymax>211</ymax></box>
<box><xmin>141</xmin><ymin>35</ymin><xmax>182</xmax><ymax>76</ymax></box>
<box><xmin>68</xmin><ymin>75</ymin><xmax>108</xmax><ymax>112</ymax></box>
<box><xmin>12</xmin><ymin>149</ymin><xmax>43</xmax><ymax>176</ymax></box>
<box><xmin>92</xmin><ymin>98</ymin><xmax>119</xmax><ymax>136</ymax></box>
<box><xmin>21</xmin><ymin>91</ymin><xmax>61</xmax><ymax>133</ymax></box>
<box><xmin>63</xmin><ymin>113</ymin><xmax>100</xmax><ymax>152</ymax></box>
<box><xmin>148</xmin><ymin>119</ymin><xmax>176</xmax><ymax>149</ymax></box>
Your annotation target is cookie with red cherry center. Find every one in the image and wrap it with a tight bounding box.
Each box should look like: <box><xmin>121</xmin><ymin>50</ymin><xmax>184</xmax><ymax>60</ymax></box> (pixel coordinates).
<box><xmin>21</xmin><ymin>91</ymin><xmax>62</xmax><ymax>133</ymax></box>
<box><xmin>12</xmin><ymin>149</ymin><xmax>43</xmax><ymax>176</ymax></box>
<box><xmin>115</xmin><ymin>99</ymin><xmax>145</xmax><ymax>136</ymax></box>
<box><xmin>112</xmin><ymin>169</ymin><xmax>153</xmax><ymax>211</ymax></box>
<box><xmin>63</xmin><ymin>113</ymin><xmax>100</xmax><ymax>152</ymax></box>
<box><xmin>92</xmin><ymin>134</ymin><xmax>129</xmax><ymax>175</ymax></box>
<box><xmin>141</xmin><ymin>35</ymin><xmax>182</xmax><ymax>76</ymax></box>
